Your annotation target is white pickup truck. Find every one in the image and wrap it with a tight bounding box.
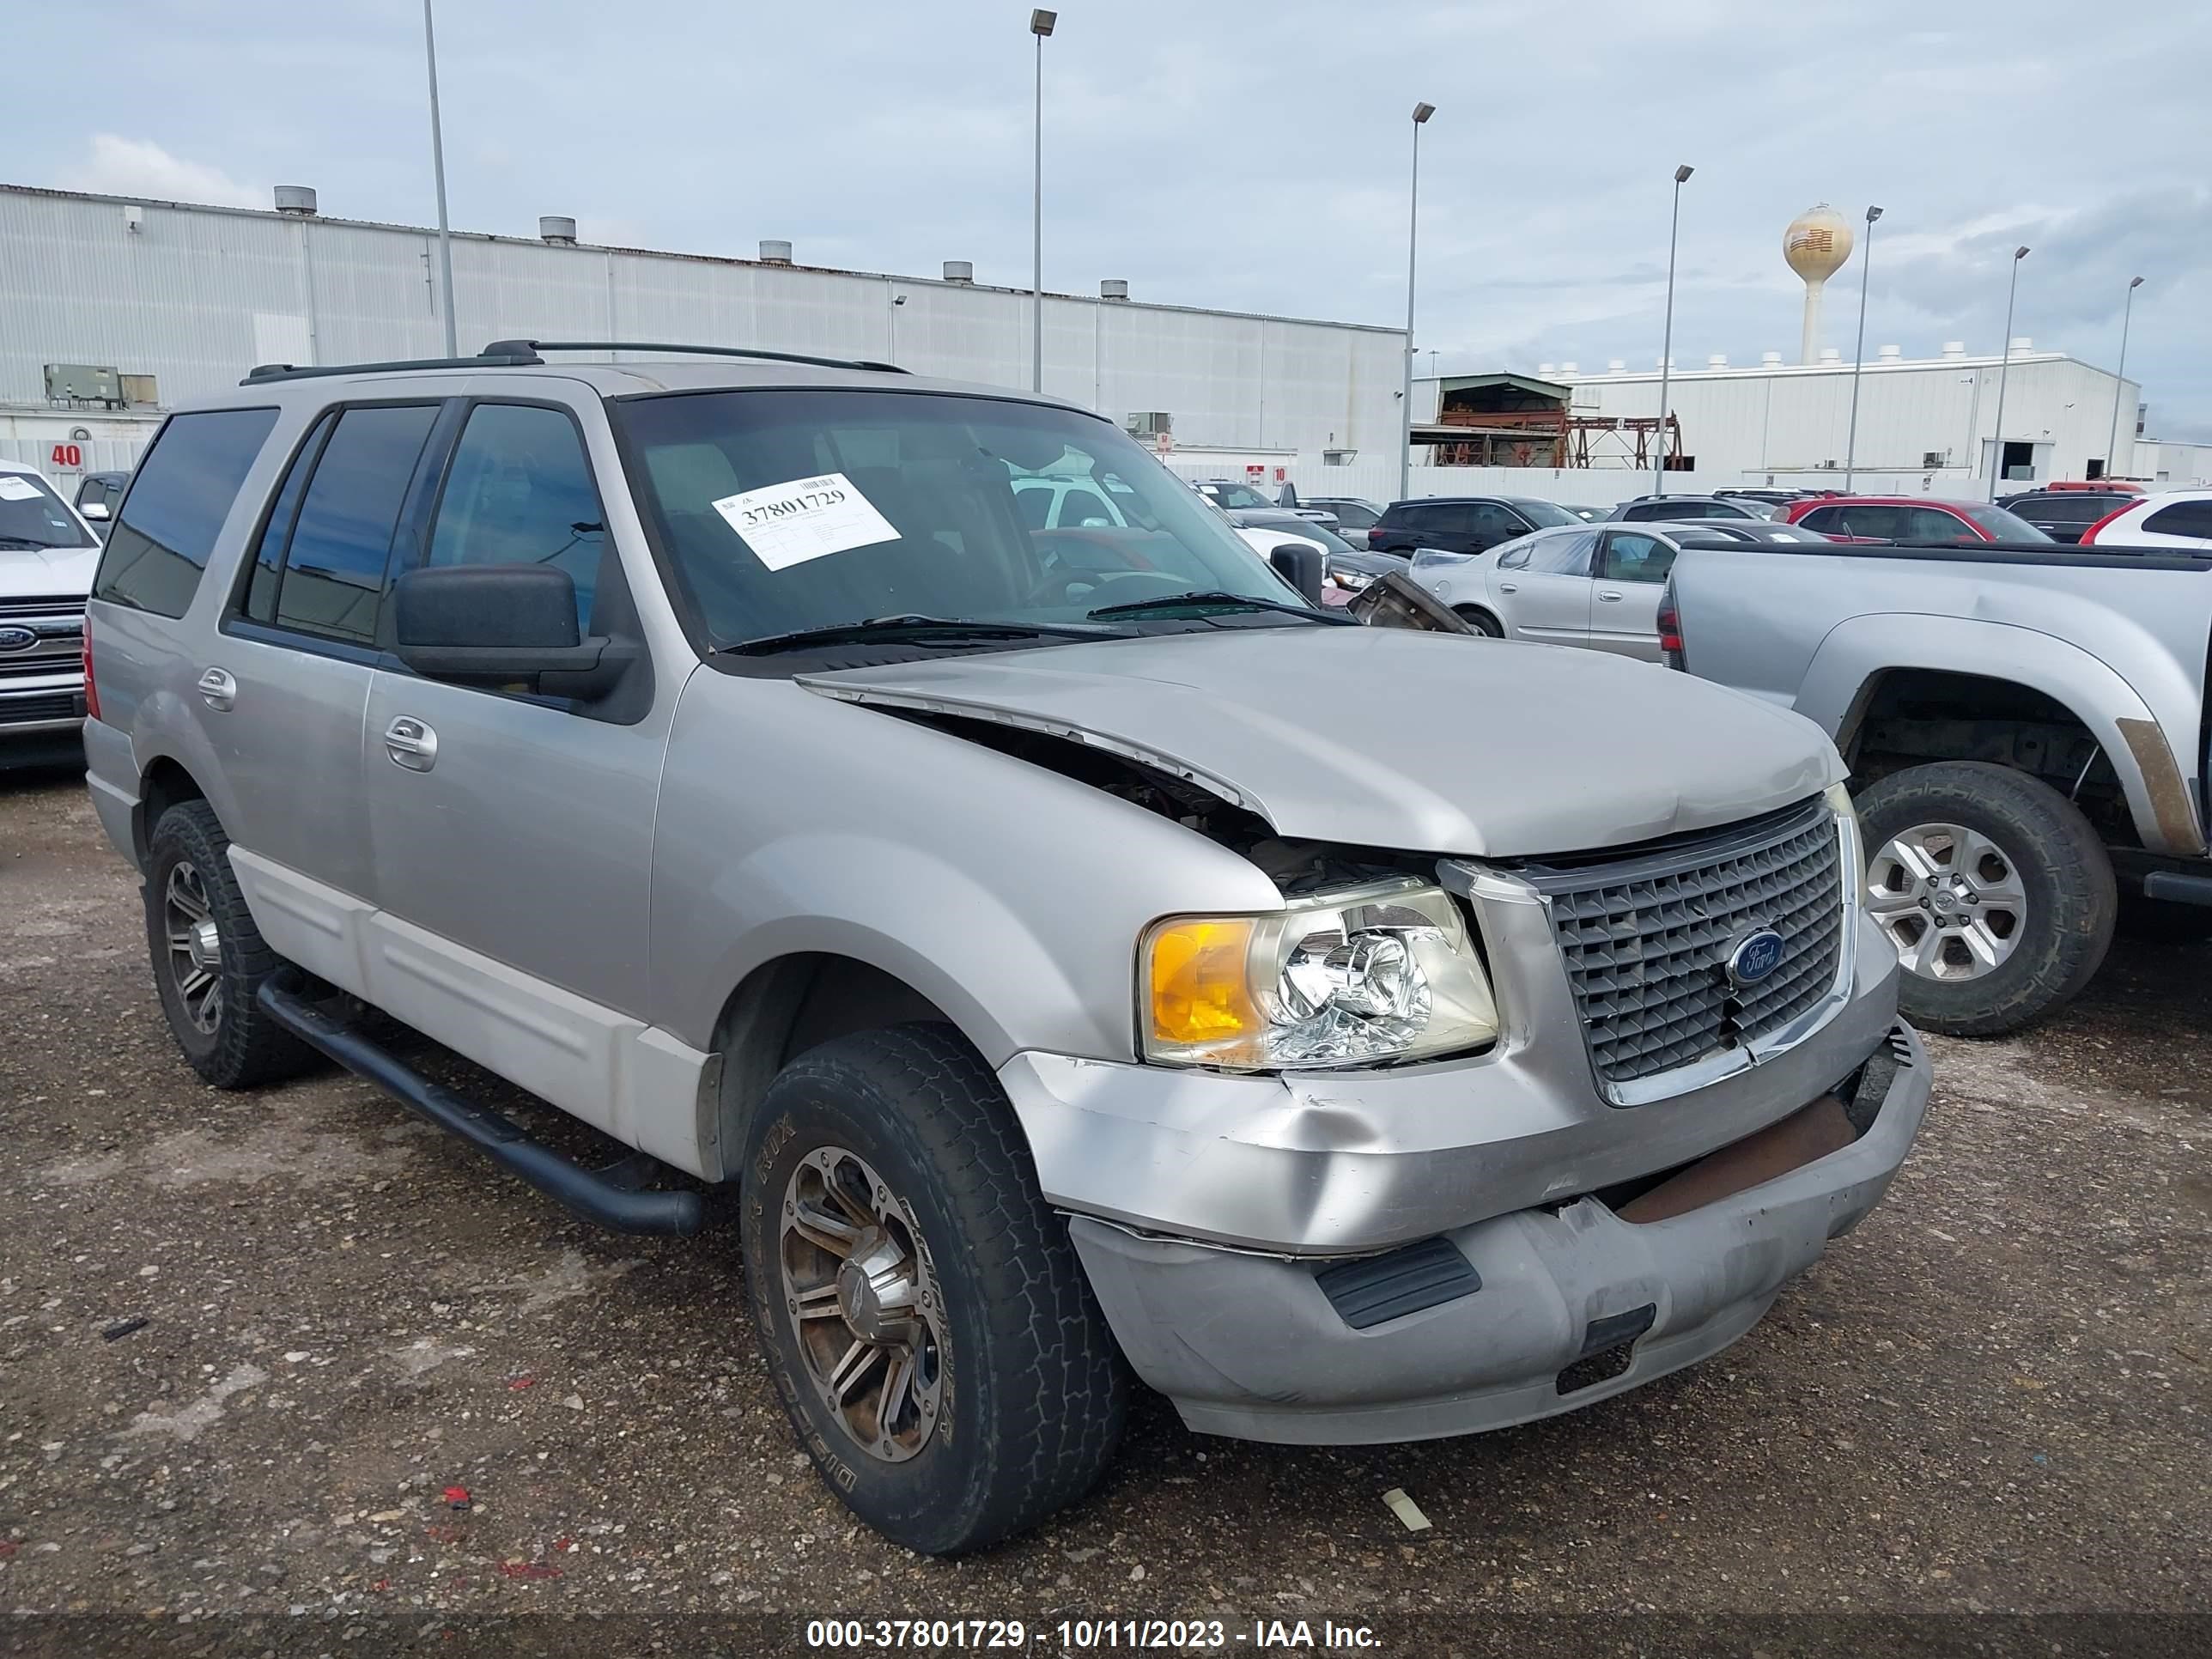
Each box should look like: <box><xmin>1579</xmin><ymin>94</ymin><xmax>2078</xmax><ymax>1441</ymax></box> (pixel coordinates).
<box><xmin>1666</xmin><ymin>536</ymin><xmax>2212</xmax><ymax>1034</ymax></box>
<box><xmin>0</xmin><ymin>459</ymin><xmax>100</xmax><ymax>765</ymax></box>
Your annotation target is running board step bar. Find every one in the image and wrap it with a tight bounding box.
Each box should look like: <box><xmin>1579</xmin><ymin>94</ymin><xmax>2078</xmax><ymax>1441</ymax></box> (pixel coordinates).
<box><xmin>257</xmin><ymin>980</ymin><xmax>707</xmax><ymax>1237</ymax></box>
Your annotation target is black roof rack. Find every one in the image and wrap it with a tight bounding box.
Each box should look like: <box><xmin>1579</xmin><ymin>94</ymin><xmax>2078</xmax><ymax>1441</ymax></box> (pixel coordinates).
<box><xmin>481</xmin><ymin>339</ymin><xmax>908</xmax><ymax>374</ymax></box>
<box><xmin>241</xmin><ymin>338</ymin><xmax>907</xmax><ymax>388</ymax></box>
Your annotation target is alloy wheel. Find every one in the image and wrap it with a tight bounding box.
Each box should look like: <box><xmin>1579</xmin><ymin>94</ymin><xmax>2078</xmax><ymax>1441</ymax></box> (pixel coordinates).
<box><xmin>779</xmin><ymin>1146</ymin><xmax>947</xmax><ymax>1464</ymax></box>
<box><xmin>162</xmin><ymin>860</ymin><xmax>225</xmax><ymax>1034</ymax></box>
<box><xmin>1866</xmin><ymin>821</ymin><xmax>2027</xmax><ymax>982</ymax></box>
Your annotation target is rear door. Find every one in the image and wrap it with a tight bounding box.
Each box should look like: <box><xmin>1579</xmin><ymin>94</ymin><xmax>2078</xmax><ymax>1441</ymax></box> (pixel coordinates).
<box><xmin>1462</xmin><ymin>501</ymin><xmax>1527</xmax><ymax>552</ymax></box>
<box><xmin>1588</xmin><ymin>529</ymin><xmax>1677</xmax><ymax>659</ymax></box>
<box><xmin>1497</xmin><ymin>526</ymin><xmax>1598</xmax><ymax>644</ymax></box>
<box><xmin>210</xmin><ymin>401</ymin><xmax>443</xmax><ymax>901</ymax></box>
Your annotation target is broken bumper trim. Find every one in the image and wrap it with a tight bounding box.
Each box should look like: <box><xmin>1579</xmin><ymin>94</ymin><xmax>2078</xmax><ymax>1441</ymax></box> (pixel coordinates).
<box><xmin>1066</xmin><ymin>1021</ymin><xmax>1929</xmax><ymax>1446</ymax></box>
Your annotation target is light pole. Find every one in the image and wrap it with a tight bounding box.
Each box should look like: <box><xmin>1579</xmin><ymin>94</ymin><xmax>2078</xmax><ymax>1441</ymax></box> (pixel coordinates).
<box><xmin>1987</xmin><ymin>245</ymin><xmax>2029</xmax><ymax>501</ymax></box>
<box><xmin>1843</xmin><ymin>204</ymin><xmax>1882</xmax><ymax>491</ymax></box>
<box><xmin>422</xmin><ymin>0</ymin><xmax>458</xmax><ymax>357</ymax></box>
<box><xmin>1399</xmin><ymin>100</ymin><xmax>1435</xmax><ymax>503</ymax></box>
<box><xmin>1030</xmin><ymin>10</ymin><xmax>1056</xmax><ymax>393</ymax></box>
<box><xmin>1653</xmin><ymin>163</ymin><xmax>1692</xmax><ymax>495</ymax></box>
<box><xmin>2107</xmin><ymin>274</ymin><xmax>2144</xmax><ymax>479</ymax></box>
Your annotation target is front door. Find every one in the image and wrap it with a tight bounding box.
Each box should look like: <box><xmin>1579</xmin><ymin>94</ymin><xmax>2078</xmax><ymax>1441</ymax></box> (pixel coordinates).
<box><xmin>360</xmin><ymin>397</ymin><xmax>669</xmax><ymax>1137</ymax></box>
<box><xmin>1587</xmin><ymin>530</ymin><xmax>1676</xmax><ymax>659</ymax></box>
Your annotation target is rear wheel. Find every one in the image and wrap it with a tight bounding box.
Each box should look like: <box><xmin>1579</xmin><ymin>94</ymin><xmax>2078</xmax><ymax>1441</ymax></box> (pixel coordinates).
<box><xmin>740</xmin><ymin>1024</ymin><xmax>1126</xmax><ymax>1554</ymax></box>
<box><xmin>1856</xmin><ymin>761</ymin><xmax>2115</xmax><ymax>1036</ymax></box>
<box><xmin>1452</xmin><ymin>605</ymin><xmax>1503</xmax><ymax>637</ymax></box>
<box><xmin>143</xmin><ymin>800</ymin><xmax>317</xmax><ymax>1087</ymax></box>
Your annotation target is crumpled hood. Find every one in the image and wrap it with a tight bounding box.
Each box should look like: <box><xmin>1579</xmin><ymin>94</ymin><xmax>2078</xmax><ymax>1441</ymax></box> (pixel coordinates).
<box><xmin>0</xmin><ymin>543</ymin><xmax>100</xmax><ymax>599</ymax></box>
<box><xmin>799</xmin><ymin>625</ymin><xmax>1841</xmax><ymax>858</ymax></box>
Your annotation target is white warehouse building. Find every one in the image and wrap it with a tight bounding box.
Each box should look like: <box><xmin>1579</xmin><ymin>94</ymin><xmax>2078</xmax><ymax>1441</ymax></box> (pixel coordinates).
<box><xmin>0</xmin><ymin>182</ymin><xmax>1403</xmax><ymax>498</ymax></box>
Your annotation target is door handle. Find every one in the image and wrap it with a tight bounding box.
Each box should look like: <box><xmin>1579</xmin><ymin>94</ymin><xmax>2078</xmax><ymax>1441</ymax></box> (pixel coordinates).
<box><xmin>1596</xmin><ymin>590</ymin><xmax>1626</xmax><ymax>603</ymax></box>
<box><xmin>383</xmin><ymin>715</ymin><xmax>438</xmax><ymax>772</ymax></box>
<box><xmin>1497</xmin><ymin>582</ymin><xmax>1518</xmax><ymax>593</ymax></box>
<box><xmin>197</xmin><ymin>667</ymin><xmax>237</xmax><ymax>712</ymax></box>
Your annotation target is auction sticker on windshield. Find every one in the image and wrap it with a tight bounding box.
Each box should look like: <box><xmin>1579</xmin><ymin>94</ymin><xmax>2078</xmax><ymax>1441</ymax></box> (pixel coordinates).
<box><xmin>711</xmin><ymin>472</ymin><xmax>900</xmax><ymax>572</ymax></box>
<box><xmin>0</xmin><ymin>477</ymin><xmax>43</xmax><ymax>501</ymax></box>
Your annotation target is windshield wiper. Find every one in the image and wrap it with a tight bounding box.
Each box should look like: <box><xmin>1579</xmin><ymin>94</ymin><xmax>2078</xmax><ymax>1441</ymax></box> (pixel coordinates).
<box><xmin>716</xmin><ymin>614</ymin><xmax>1130</xmax><ymax>657</ymax></box>
<box><xmin>1085</xmin><ymin>590</ymin><xmax>1348</xmax><ymax>623</ymax></box>
<box><xmin>0</xmin><ymin>537</ymin><xmax>71</xmax><ymax>551</ymax></box>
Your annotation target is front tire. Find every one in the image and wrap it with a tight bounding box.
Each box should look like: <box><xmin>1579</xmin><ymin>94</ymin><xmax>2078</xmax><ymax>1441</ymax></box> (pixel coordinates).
<box><xmin>1856</xmin><ymin>761</ymin><xmax>2115</xmax><ymax>1036</ymax></box>
<box><xmin>740</xmin><ymin>1024</ymin><xmax>1127</xmax><ymax>1554</ymax></box>
<box><xmin>143</xmin><ymin>800</ymin><xmax>317</xmax><ymax>1088</ymax></box>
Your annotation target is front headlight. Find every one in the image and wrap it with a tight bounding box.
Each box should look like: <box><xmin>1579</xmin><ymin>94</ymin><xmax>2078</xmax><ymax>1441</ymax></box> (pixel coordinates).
<box><xmin>1141</xmin><ymin>879</ymin><xmax>1499</xmax><ymax>1070</ymax></box>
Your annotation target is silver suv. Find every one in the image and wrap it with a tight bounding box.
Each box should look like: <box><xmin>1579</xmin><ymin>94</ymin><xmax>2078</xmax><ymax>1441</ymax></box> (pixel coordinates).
<box><xmin>83</xmin><ymin>341</ymin><xmax>1930</xmax><ymax>1553</ymax></box>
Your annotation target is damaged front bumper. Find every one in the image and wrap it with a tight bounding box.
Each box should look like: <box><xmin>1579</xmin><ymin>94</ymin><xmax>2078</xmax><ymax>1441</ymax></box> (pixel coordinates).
<box><xmin>994</xmin><ymin>903</ymin><xmax>1930</xmax><ymax>1444</ymax></box>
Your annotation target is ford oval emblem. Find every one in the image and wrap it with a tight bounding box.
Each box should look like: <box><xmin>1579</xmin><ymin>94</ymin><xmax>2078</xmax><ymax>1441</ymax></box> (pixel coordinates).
<box><xmin>0</xmin><ymin>625</ymin><xmax>38</xmax><ymax>653</ymax></box>
<box><xmin>1726</xmin><ymin>927</ymin><xmax>1786</xmax><ymax>986</ymax></box>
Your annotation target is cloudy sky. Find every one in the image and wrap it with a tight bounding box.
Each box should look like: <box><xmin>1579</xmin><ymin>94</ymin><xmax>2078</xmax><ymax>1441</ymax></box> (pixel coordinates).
<box><xmin>16</xmin><ymin>0</ymin><xmax>2211</xmax><ymax>434</ymax></box>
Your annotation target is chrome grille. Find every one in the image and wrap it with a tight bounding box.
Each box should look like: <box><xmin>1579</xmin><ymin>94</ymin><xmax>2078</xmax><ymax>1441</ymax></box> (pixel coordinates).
<box><xmin>1522</xmin><ymin>797</ymin><xmax>1846</xmax><ymax>1091</ymax></box>
<box><xmin>0</xmin><ymin>595</ymin><xmax>88</xmax><ymax>619</ymax></box>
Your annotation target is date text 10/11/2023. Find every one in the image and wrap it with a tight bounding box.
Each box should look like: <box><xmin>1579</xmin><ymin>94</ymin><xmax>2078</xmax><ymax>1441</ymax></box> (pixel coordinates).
<box><xmin>803</xmin><ymin>1619</ymin><xmax>1382</xmax><ymax>1650</ymax></box>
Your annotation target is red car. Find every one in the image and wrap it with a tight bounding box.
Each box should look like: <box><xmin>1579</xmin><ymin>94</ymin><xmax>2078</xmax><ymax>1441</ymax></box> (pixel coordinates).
<box><xmin>1778</xmin><ymin>495</ymin><xmax>2051</xmax><ymax>544</ymax></box>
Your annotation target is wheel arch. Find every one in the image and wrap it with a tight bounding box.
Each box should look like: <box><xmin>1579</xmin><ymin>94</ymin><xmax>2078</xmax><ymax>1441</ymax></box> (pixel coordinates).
<box><xmin>135</xmin><ymin>754</ymin><xmax>209</xmax><ymax>871</ymax></box>
<box><xmin>1804</xmin><ymin>617</ymin><xmax>2204</xmax><ymax>857</ymax></box>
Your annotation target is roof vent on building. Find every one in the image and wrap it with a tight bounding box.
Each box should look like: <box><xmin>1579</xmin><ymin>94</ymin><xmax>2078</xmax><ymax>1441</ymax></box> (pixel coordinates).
<box><xmin>1761</xmin><ymin>350</ymin><xmax>1783</xmax><ymax>365</ymax></box>
<box><xmin>273</xmin><ymin>185</ymin><xmax>318</xmax><ymax>216</ymax></box>
<box><xmin>538</xmin><ymin>216</ymin><xmax>578</xmax><ymax>246</ymax></box>
<box><xmin>2008</xmin><ymin>337</ymin><xmax>2032</xmax><ymax>354</ymax></box>
<box><xmin>1942</xmin><ymin>341</ymin><xmax>1966</xmax><ymax>358</ymax></box>
<box><xmin>1559</xmin><ymin>361</ymin><xmax>1577</xmax><ymax>374</ymax></box>
<box><xmin>1877</xmin><ymin>344</ymin><xmax>1902</xmax><ymax>361</ymax></box>
<box><xmin>1607</xmin><ymin>359</ymin><xmax>1627</xmax><ymax>374</ymax></box>
<box><xmin>759</xmin><ymin>240</ymin><xmax>793</xmax><ymax>265</ymax></box>
<box><xmin>1537</xmin><ymin>362</ymin><xmax>1555</xmax><ymax>377</ymax></box>
<box><xmin>1656</xmin><ymin>356</ymin><xmax>1675</xmax><ymax>369</ymax></box>
<box><xmin>1819</xmin><ymin>347</ymin><xmax>1842</xmax><ymax>363</ymax></box>
<box><xmin>943</xmin><ymin>260</ymin><xmax>974</xmax><ymax>284</ymax></box>
<box><xmin>1101</xmin><ymin>278</ymin><xmax>1129</xmax><ymax>301</ymax></box>
<box><xmin>1707</xmin><ymin>353</ymin><xmax>1729</xmax><ymax>368</ymax></box>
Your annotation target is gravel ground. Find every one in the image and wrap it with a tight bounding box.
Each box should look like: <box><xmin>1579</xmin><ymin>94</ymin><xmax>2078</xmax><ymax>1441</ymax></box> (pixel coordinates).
<box><xmin>1</xmin><ymin>763</ymin><xmax>2206</xmax><ymax>1657</ymax></box>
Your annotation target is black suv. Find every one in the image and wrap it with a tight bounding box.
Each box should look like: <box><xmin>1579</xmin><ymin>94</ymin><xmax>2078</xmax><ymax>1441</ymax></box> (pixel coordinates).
<box><xmin>1369</xmin><ymin>495</ymin><xmax>1579</xmax><ymax>556</ymax></box>
<box><xmin>1998</xmin><ymin>489</ymin><xmax>2140</xmax><ymax>544</ymax></box>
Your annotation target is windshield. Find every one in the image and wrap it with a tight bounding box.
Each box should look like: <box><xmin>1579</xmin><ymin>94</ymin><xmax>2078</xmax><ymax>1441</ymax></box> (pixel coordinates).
<box><xmin>1512</xmin><ymin>499</ymin><xmax>1580</xmax><ymax>529</ymax></box>
<box><xmin>1962</xmin><ymin>504</ymin><xmax>2055</xmax><ymax>543</ymax></box>
<box><xmin>0</xmin><ymin>471</ymin><xmax>94</xmax><ymax>550</ymax></box>
<box><xmin>615</xmin><ymin>389</ymin><xmax>1312</xmax><ymax>647</ymax></box>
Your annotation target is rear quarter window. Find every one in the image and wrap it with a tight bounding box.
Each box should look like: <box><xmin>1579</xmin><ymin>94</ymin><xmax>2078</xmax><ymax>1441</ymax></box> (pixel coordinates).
<box><xmin>93</xmin><ymin>408</ymin><xmax>280</xmax><ymax>617</ymax></box>
<box><xmin>2141</xmin><ymin>501</ymin><xmax>2212</xmax><ymax>541</ymax></box>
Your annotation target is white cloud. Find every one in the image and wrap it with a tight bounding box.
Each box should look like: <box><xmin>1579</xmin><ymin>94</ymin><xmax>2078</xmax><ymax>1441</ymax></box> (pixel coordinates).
<box><xmin>58</xmin><ymin>134</ymin><xmax>261</xmax><ymax>210</ymax></box>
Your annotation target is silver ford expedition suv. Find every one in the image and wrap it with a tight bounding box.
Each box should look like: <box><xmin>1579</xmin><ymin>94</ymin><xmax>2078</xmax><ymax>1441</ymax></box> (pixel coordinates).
<box><xmin>82</xmin><ymin>341</ymin><xmax>1930</xmax><ymax>1553</ymax></box>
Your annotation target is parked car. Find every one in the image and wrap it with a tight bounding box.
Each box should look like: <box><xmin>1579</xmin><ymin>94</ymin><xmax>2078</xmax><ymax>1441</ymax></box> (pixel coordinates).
<box><xmin>73</xmin><ymin>469</ymin><xmax>131</xmax><ymax>538</ymax></box>
<box><xmin>1779</xmin><ymin>495</ymin><xmax>2051</xmax><ymax>544</ymax></box>
<box><xmin>1012</xmin><ymin>471</ymin><xmax>1142</xmax><ymax>530</ymax></box>
<box><xmin>1608</xmin><ymin>494</ymin><xmax>1768</xmax><ymax>523</ymax></box>
<box><xmin>1411</xmin><ymin>520</ymin><xmax>1815</xmax><ymax>653</ymax></box>
<box><xmin>82</xmin><ymin>340</ymin><xmax>1928</xmax><ymax>1554</ymax></box>
<box><xmin>1368</xmin><ymin>494</ymin><xmax>1580</xmax><ymax>557</ymax></box>
<box><xmin>1297</xmin><ymin>495</ymin><xmax>1384</xmax><ymax>545</ymax></box>
<box><xmin>1194</xmin><ymin>478</ymin><xmax>1334</xmax><ymax>529</ymax></box>
<box><xmin>2079</xmin><ymin>489</ymin><xmax>2212</xmax><ymax>550</ymax></box>
<box><xmin>1997</xmin><ymin>488</ymin><xmax>2143</xmax><ymax>544</ymax></box>
<box><xmin>1</xmin><ymin>459</ymin><xmax>100</xmax><ymax>764</ymax></box>
<box><xmin>1666</xmin><ymin>530</ymin><xmax>2212</xmax><ymax>1036</ymax></box>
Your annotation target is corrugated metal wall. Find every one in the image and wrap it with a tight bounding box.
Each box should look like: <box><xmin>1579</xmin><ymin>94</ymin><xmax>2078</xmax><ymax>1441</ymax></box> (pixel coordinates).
<box><xmin>0</xmin><ymin>185</ymin><xmax>1401</xmax><ymax>470</ymax></box>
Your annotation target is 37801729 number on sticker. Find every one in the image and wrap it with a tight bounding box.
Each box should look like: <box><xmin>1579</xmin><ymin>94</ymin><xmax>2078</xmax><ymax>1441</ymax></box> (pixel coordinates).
<box><xmin>710</xmin><ymin>471</ymin><xmax>901</xmax><ymax>572</ymax></box>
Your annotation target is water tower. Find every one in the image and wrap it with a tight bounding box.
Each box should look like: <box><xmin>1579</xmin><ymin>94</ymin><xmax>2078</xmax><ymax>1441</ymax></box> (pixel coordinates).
<box><xmin>1784</xmin><ymin>204</ymin><xmax>1855</xmax><ymax>365</ymax></box>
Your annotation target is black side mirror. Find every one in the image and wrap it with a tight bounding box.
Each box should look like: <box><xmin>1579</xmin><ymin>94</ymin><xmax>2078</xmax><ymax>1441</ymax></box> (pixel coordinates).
<box><xmin>1269</xmin><ymin>542</ymin><xmax>1326</xmax><ymax>605</ymax></box>
<box><xmin>391</xmin><ymin>565</ymin><xmax>623</xmax><ymax>697</ymax></box>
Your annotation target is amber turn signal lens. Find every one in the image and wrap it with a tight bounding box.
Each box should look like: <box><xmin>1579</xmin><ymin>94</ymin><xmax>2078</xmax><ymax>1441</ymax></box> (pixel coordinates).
<box><xmin>1146</xmin><ymin>918</ymin><xmax>1258</xmax><ymax>1046</ymax></box>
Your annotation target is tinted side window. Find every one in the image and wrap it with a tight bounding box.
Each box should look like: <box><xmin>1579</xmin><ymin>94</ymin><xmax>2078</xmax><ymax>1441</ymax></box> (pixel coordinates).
<box><xmin>1901</xmin><ymin>507</ymin><xmax>1975</xmax><ymax>543</ymax></box>
<box><xmin>93</xmin><ymin>408</ymin><xmax>279</xmax><ymax>617</ymax></box>
<box><xmin>245</xmin><ymin>411</ymin><xmax>336</xmax><ymax>623</ymax></box>
<box><xmin>1796</xmin><ymin>506</ymin><xmax>1843</xmax><ymax>533</ymax></box>
<box><xmin>1466</xmin><ymin>503</ymin><xmax>1523</xmax><ymax>543</ymax></box>
<box><xmin>425</xmin><ymin>404</ymin><xmax>605</xmax><ymax>630</ymax></box>
<box><xmin>2142</xmin><ymin>501</ymin><xmax>2212</xmax><ymax>541</ymax></box>
<box><xmin>274</xmin><ymin>404</ymin><xmax>440</xmax><ymax>644</ymax></box>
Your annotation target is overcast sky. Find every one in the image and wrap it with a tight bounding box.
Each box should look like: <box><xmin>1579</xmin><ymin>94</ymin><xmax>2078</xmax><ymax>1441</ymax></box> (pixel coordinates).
<box><xmin>15</xmin><ymin>1</ymin><xmax>2211</xmax><ymax>435</ymax></box>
